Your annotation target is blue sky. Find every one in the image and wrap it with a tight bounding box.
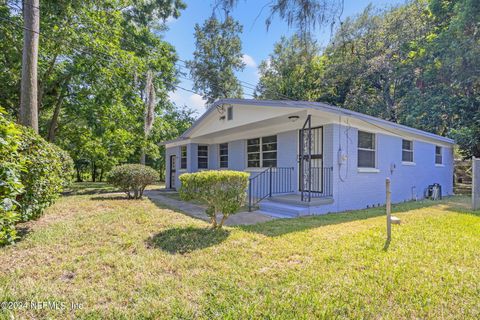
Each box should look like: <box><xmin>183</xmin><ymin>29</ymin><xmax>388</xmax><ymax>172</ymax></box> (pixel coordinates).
<box><xmin>164</xmin><ymin>0</ymin><xmax>406</xmax><ymax>117</ymax></box>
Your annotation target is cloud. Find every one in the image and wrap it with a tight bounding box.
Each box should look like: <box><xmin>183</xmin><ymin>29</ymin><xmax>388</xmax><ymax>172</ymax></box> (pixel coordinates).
<box><xmin>189</xmin><ymin>94</ymin><xmax>207</xmax><ymax>108</ymax></box>
<box><xmin>168</xmin><ymin>90</ymin><xmax>206</xmax><ymax>117</ymax></box>
<box><xmin>242</xmin><ymin>54</ymin><xmax>257</xmax><ymax>68</ymax></box>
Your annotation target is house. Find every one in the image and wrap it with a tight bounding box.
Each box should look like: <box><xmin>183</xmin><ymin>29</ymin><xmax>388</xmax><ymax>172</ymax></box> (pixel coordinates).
<box><xmin>162</xmin><ymin>99</ymin><xmax>454</xmax><ymax>218</ymax></box>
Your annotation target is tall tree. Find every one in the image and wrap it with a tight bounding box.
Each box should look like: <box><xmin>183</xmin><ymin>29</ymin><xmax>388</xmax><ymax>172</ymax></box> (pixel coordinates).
<box><xmin>219</xmin><ymin>0</ymin><xmax>342</xmax><ymax>38</ymax></box>
<box><xmin>19</xmin><ymin>0</ymin><xmax>39</xmax><ymax>132</ymax></box>
<box><xmin>256</xmin><ymin>34</ymin><xmax>324</xmax><ymax>100</ymax></box>
<box><xmin>187</xmin><ymin>14</ymin><xmax>245</xmax><ymax>104</ymax></box>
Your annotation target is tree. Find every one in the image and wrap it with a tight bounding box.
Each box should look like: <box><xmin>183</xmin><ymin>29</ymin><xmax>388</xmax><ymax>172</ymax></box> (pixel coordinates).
<box><xmin>187</xmin><ymin>14</ymin><xmax>245</xmax><ymax>104</ymax></box>
<box><xmin>19</xmin><ymin>0</ymin><xmax>39</xmax><ymax>132</ymax></box>
<box><xmin>220</xmin><ymin>0</ymin><xmax>342</xmax><ymax>38</ymax></box>
<box><xmin>1</xmin><ymin>0</ymin><xmax>185</xmax><ymax>180</ymax></box>
<box><xmin>256</xmin><ymin>34</ymin><xmax>324</xmax><ymax>100</ymax></box>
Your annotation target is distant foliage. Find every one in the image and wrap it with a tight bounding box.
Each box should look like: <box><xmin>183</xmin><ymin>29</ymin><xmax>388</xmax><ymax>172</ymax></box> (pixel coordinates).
<box><xmin>179</xmin><ymin>171</ymin><xmax>249</xmax><ymax>228</ymax></box>
<box><xmin>17</xmin><ymin>127</ymin><xmax>75</xmax><ymax>221</ymax></box>
<box><xmin>108</xmin><ymin>164</ymin><xmax>159</xmax><ymax>199</ymax></box>
<box><xmin>256</xmin><ymin>0</ymin><xmax>480</xmax><ymax>158</ymax></box>
<box><xmin>0</xmin><ymin>108</ymin><xmax>22</xmax><ymax>245</ymax></box>
<box><xmin>187</xmin><ymin>15</ymin><xmax>245</xmax><ymax>104</ymax></box>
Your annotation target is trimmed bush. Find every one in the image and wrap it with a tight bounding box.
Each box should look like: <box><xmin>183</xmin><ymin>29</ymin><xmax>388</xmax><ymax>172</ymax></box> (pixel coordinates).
<box><xmin>17</xmin><ymin>127</ymin><xmax>75</xmax><ymax>221</ymax></box>
<box><xmin>179</xmin><ymin>170</ymin><xmax>249</xmax><ymax>228</ymax></box>
<box><xmin>0</xmin><ymin>108</ymin><xmax>22</xmax><ymax>245</ymax></box>
<box><xmin>108</xmin><ymin>164</ymin><xmax>159</xmax><ymax>199</ymax></box>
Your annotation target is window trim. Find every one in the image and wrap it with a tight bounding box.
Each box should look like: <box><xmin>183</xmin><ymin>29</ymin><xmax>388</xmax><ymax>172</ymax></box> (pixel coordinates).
<box><xmin>357</xmin><ymin>130</ymin><xmax>377</xmax><ymax>169</ymax></box>
<box><xmin>435</xmin><ymin>146</ymin><xmax>443</xmax><ymax>165</ymax></box>
<box><xmin>246</xmin><ymin>135</ymin><xmax>277</xmax><ymax>168</ymax></box>
<box><xmin>197</xmin><ymin>145</ymin><xmax>208</xmax><ymax>169</ymax></box>
<box><xmin>180</xmin><ymin>146</ymin><xmax>187</xmax><ymax>170</ymax></box>
<box><xmin>219</xmin><ymin>143</ymin><xmax>228</xmax><ymax>168</ymax></box>
<box><xmin>401</xmin><ymin>139</ymin><xmax>414</xmax><ymax>164</ymax></box>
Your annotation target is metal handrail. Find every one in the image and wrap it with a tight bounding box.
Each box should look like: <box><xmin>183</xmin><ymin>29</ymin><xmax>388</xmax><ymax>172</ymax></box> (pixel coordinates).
<box><xmin>248</xmin><ymin>167</ymin><xmax>294</xmax><ymax>211</ymax></box>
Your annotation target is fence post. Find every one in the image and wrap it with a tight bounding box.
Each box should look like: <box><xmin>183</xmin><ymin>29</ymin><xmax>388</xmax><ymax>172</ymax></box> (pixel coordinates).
<box><xmin>386</xmin><ymin>178</ymin><xmax>392</xmax><ymax>241</ymax></box>
<box><xmin>473</xmin><ymin>157</ymin><xmax>480</xmax><ymax>210</ymax></box>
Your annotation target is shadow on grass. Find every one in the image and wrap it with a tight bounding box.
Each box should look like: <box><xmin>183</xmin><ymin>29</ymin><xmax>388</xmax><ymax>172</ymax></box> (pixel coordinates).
<box><xmin>89</xmin><ymin>195</ymin><xmax>131</xmax><ymax>201</ymax></box>
<box><xmin>146</xmin><ymin>227</ymin><xmax>230</xmax><ymax>254</ymax></box>
<box><xmin>240</xmin><ymin>197</ymin><xmax>466</xmax><ymax>237</ymax></box>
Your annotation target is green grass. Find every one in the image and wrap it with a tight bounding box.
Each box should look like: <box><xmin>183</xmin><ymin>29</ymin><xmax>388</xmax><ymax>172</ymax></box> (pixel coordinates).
<box><xmin>1</xmin><ymin>187</ymin><xmax>479</xmax><ymax>319</ymax></box>
<box><xmin>65</xmin><ymin>181</ymin><xmax>164</xmax><ymax>195</ymax></box>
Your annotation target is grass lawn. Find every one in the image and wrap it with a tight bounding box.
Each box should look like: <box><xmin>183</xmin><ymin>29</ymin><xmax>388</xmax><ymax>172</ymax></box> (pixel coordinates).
<box><xmin>1</xmin><ymin>186</ymin><xmax>479</xmax><ymax>319</ymax></box>
<box><xmin>64</xmin><ymin>182</ymin><xmax>164</xmax><ymax>195</ymax></box>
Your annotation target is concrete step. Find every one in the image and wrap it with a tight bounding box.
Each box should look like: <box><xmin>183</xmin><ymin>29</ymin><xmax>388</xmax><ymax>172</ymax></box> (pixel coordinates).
<box><xmin>269</xmin><ymin>194</ymin><xmax>334</xmax><ymax>207</ymax></box>
<box><xmin>255</xmin><ymin>210</ymin><xmax>296</xmax><ymax>219</ymax></box>
<box><xmin>258</xmin><ymin>200</ymin><xmax>310</xmax><ymax>217</ymax></box>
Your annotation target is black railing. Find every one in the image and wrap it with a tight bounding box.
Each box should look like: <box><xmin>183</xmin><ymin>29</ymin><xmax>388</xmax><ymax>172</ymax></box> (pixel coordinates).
<box><xmin>306</xmin><ymin>167</ymin><xmax>333</xmax><ymax>199</ymax></box>
<box><xmin>248</xmin><ymin>167</ymin><xmax>294</xmax><ymax>211</ymax></box>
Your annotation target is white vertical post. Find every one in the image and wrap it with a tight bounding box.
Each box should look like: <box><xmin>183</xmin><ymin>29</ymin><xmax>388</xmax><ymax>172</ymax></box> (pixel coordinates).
<box><xmin>473</xmin><ymin>157</ymin><xmax>480</xmax><ymax>210</ymax></box>
<box><xmin>386</xmin><ymin>178</ymin><xmax>391</xmax><ymax>241</ymax></box>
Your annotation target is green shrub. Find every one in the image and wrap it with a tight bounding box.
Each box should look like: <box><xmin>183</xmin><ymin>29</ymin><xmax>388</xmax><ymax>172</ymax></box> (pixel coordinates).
<box><xmin>179</xmin><ymin>170</ymin><xmax>249</xmax><ymax>228</ymax></box>
<box><xmin>0</xmin><ymin>108</ymin><xmax>23</xmax><ymax>245</ymax></box>
<box><xmin>17</xmin><ymin>127</ymin><xmax>75</xmax><ymax>221</ymax></box>
<box><xmin>108</xmin><ymin>164</ymin><xmax>159</xmax><ymax>199</ymax></box>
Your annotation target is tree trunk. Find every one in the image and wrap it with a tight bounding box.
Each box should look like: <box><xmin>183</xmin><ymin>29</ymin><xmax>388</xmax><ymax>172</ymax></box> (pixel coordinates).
<box><xmin>76</xmin><ymin>167</ymin><xmax>83</xmax><ymax>182</ymax></box>
<box><xmin>140</xmin><ymin>151</ymin><xmax>146</xmax><ymax>165</ymax></box>
<box><xmin>92</xmin><ymin>162</ymin><xmax>96</xmax><ymax>182</ymax></box>
<box><xmin>218</xmin><ymin>215</ymin><xmax>227</xmax><ymax>228</ymax></box>
<box><xmin>19</xmin><ymin>0</ymin><xmax>40</xmax><ymax>132</ymax></box>
<box><xmin>99</xmin><ymin>168</ymin><xmax>104</xmax><ymax>182</ymax></box>
<box><xmin>47</xmin><ymin>95</ymin><xmax>63</xmax><ymax>142</ymax></box>
<box><xmin>47</xmin><ymin>75</ymin><xmax>71</xmax><ymax>142</ymax></box>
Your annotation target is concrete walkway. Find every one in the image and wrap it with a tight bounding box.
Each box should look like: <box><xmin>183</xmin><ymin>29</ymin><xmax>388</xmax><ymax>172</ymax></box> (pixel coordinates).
<box><xmin>145</xmin><ymin>190</ymin><xmax>274</xmax><ymax>226</ymax></box>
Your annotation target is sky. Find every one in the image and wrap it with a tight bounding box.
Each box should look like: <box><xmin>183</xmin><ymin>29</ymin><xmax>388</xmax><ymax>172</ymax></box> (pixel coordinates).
<box><xmin>163</xmin><ymin>0</ymin><xmax>406</xmax><ymax>117</ymax></box>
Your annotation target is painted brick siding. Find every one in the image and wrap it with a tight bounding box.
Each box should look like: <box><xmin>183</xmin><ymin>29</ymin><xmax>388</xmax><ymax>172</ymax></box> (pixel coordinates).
<box><xmin>164</xmin><ymin>123</ymin><xmax>453</xmax><ymax>213</ymax></box>
<box><xmin>325</xmin><ymin>124</ymin><xmax>454</xmax><ymax>214</ymax></box>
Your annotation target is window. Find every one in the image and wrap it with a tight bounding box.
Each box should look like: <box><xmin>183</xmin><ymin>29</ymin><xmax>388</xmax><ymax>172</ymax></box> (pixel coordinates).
<box><xmin>219</xmin><ymin>143</ymin><xmax>228</xmax><ymax>168</ymax></box>
<box><xmin>402</xmin><ymin>139</ymin><xmax>414</xmax><ymax>162</ymax></box>
<box><xmin>227</xmin><ymin>106</ymin><xmax>233</xmax><ymax>120</ymax></box>
<box><xmin>247</xmin><ymin>135</ymin><xmax>277</xmax><ymax>168</ymax></box>
<box><xmin>358</xmin><ymin>131</ymin><xmax>376</xmax><ymax>168</ymax></box>
<box><xmin>180</xmin><ymin>146</ymin><xmax>187</xmax><ymax>169</ymax></box>
<box><xmin>198</xmin><ymin>145</ymin><xmax>208</xmax><ymax>169</ymax></box>
<box><xmin>435</xmin><ymin>146</ymin><xmax>442</xmax><ymax>164</ymax></box>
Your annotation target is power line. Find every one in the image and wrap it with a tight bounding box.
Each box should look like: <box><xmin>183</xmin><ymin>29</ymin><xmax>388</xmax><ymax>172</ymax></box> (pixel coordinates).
<box><xmin>175</xmin><ymin>59</ymin><xmax>296</xmax><ymax>101</ymax></box>
<box><xmin>1</xmin><ymin>5</ymin><xmax>297</xmax><ymax>105</ymax></box>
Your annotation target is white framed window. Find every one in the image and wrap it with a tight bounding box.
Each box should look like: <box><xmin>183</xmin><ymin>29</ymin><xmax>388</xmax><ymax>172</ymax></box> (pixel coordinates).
<box><xmin>219</xmin><ymin>143</ymin><xmax>228</xmax><ymax>168</ymax></box>
<box><xmin>247</xmin><ymin>135</ymin><xmax>277</xmax><ymax>168</ymax></box>
<box><xmin>227</xmin><ymin>106</ymin><xmax>233</xmax><ymax>120</ymax></box>
<box><xmin>180</xmin><ymin>146</ymin><xmax>187</xmax><ymax>169</ymax></box>
<box><xmin>402</xmin><ymin>139</ymin><xmax>414</xmax><ymax>163</ymax></box>
<box><xmin>358</xmin><ymin>131</ymin><xmax>376</xmax><ymax>168</ymax></box>
<box><xmin>198</xmin><ymin>145</ymin><xmax>208</xmax><ymax>169</ymax></box>
<box><xmin>435</xmin><ymin>146</ymin><xmax>442</xmax><ymax>164</ymax></box>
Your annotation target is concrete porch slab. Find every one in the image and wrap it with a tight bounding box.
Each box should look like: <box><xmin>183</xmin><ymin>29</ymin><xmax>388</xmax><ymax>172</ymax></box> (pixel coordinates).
<box><xmin>269</xmin><ymin>193</ymin><xmax>334</xmax><ymax>207</ymax></box>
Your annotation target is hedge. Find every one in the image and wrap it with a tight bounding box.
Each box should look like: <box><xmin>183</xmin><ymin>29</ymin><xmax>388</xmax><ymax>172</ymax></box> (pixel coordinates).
<box><xmin>16</xmin><ymin>127</ymin><xmax>74</xmax><ymax>221</ymax></box>
<box><xmin>107</xmin><ymin>164</ymin><xmax>159</xmax><ymax>199</ymax></box>
<box><xmin>0</xmin><ymin>108</ymin><xmax>22</xmax><ymax>245</ymax></box>
<box><xmin>179</xmin><ymin>170</ymin><xmax>249</xmax><ymax>228</ymax></box>
<box><xmin>0</xmin><ymin>109</ymin><xmax>74</xmax><ymax>245</ymax></box>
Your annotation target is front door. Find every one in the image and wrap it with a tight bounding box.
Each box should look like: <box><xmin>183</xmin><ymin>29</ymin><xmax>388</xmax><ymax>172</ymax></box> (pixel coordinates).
<box><xmin>299</xmin><ymin>126</ymin><xmax>323</xmax><ymax>193</ymax></box>
<box><xmin>169</xmin><ymin>155</ymin><xmax>176</xmax><ymax>189</ymax></box>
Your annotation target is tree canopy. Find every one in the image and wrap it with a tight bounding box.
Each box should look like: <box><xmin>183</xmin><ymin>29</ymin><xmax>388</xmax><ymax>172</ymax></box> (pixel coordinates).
<box><xmin>187</xmin><ymin>14</ymin><xmax>245</xmax><ymax>104</ymax></box>
<box><xmin>0</xmin><ymin>0</ymin><xmax>193</xmax><ymax>180</ymax></box>
<box><xmin>256</xmin><ymin>0</ymin><xmax>480</xmax><ymax>158</ymax></box>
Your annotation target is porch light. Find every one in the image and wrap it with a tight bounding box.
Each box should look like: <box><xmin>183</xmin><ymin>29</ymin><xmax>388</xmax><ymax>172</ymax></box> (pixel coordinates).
<box><xmin>288</xmin><ymin>115</ymin><xmax>300</xmax><ymax>122</ymax></box>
